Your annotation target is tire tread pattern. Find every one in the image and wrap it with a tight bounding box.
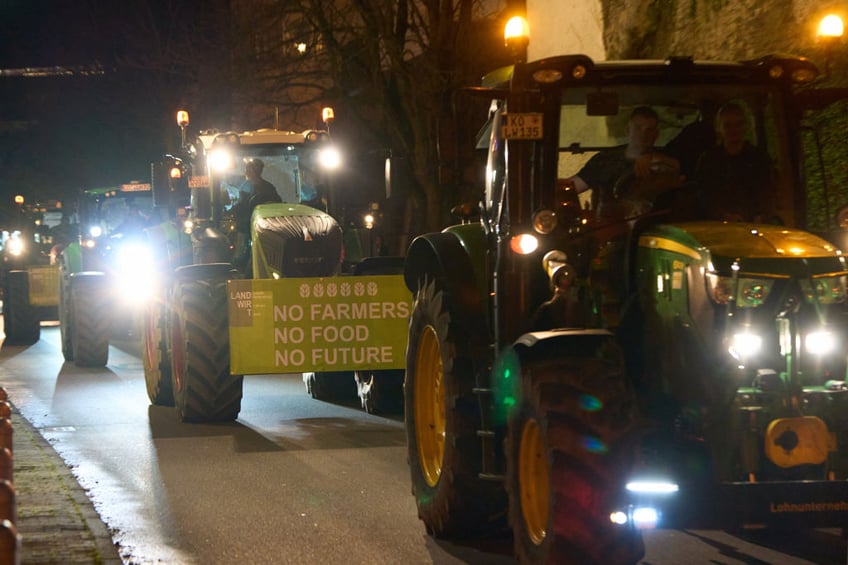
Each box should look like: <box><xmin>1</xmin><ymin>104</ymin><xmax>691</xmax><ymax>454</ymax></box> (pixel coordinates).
<box><xmin>506</xmin><ymin>352</ymin><xmax>644</xmax><ymax>564</ymax></box>
<box><xmin>172</xmin><ymin>277</ymin><xmax>242</xmax><ymax>422</ymax></box>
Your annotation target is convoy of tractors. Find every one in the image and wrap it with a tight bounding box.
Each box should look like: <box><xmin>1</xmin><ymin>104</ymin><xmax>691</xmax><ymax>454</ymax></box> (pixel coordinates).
<box><xmin>5</xmin><ymin>14</ymin><xmax>848</xmax><ymax>565</ymax></box>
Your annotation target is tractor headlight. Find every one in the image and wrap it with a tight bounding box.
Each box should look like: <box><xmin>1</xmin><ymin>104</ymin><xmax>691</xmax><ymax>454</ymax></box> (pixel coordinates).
<box><xmin>803</xmin><ymin>275</ymin><xmax>848</xmax><ymax>305</ymax></box>
<box><xmin>729</xmin><ymin>332</ymin><xmax>763</xmax><ymax>360</ymax></box>
<box><xmin>114</xmin><ymin>242</ymin><xmax>156</xmax><ymax>303</ymax></box>
<box><xmin>318</xmin><ymin>146</ymin><xmax>341</xmax><ymax>170</ymax></box>
<box><xmin>6</xmin><ymin>237</ymin><xmax>24</xmax><ymax>257</ymax></box>
<box><xmin>509</xmin><ymin>233</ymin><xmax>539</xmax><ymax>255</ymax></box>
<box><xmin>89</xmin><ymin>225</ymin><xmax>103</xmax><ymax>238</ymax></box>
<box><xmin>706</xmin><ymin>274</ymin><xmax>773</xmax><ymax>307</ymax></box>
<box><xmin>208</xmin><ymin>148</ymin><xmax>235</xmax><ymax>172</ymax></box>
<box><xmin>806</xmin><ymin>330</ymin><xmax>838</xmax><ymax>355</ymax></box>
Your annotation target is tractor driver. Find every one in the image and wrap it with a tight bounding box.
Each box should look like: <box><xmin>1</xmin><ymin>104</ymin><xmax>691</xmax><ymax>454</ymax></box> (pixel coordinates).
<box><xmin>235</xmin><ymin>158</ymin><xmax>282</xmax><ymax>233</ymax></box>
<box><xmin>570</xmin><ymin>106</ymin><xmax>680</xmax><ymax>219</ymax></box>
<box><xmin>233</xmin><ymin>158</ymin><xmax>282</xmax><ymax>270</ymax></box>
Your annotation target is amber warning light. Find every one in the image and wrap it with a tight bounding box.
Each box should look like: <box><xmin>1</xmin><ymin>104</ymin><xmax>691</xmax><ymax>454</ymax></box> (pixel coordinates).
<box><xmin>176</xmin><ymin>110</ymin><xmax>190</xmax><ymax>127</ymax></box>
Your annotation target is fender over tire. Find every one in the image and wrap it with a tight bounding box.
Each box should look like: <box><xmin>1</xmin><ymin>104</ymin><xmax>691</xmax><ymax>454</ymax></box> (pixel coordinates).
<box><xmin>405</xmin><ymin>277</ymin><xmax>505</xmax><ymax>538</ymax></box>
<box><xmin>506</xmin><ymin>342</ymin><xmax>644</xmax><ymax>564</ymax></box>
<box><xmin>170</xmin><ymin>273</ymin><xmax>242</xmax><ymax>422</ymax></box>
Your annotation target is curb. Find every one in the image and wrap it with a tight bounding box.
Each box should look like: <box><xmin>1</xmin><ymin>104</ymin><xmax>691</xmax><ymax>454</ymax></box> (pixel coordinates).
<box><xmin>10</xmin><ymin>406</ymin><xmax>122</xmax><ymax>564</ymax></box>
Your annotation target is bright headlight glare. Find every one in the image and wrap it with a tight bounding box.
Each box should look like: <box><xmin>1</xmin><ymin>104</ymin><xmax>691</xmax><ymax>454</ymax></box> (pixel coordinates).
<box><xmin>318</xmin><ymin>147</ymin><xmax>341</xmax><ymax>170</ymax></box>
<box><xmin>509</xmin><ymin>233</ymin><xmax>539</xmax><ymax>255</ymax></box>
<box><xmin>610</xmin><ymin>511</ymin><xmax>628</xmax><ymax>525</ymax></box>
<box><xmin>806</xmin><ymin>331</ymin><xmax>837</xmax><ymax>355</ymax></box>
<box><xmin>89</xmin><ymin>225</ymin><xmax>103</xmax><ymax>238</ymax></box>
<box><xmin>208</xmin><ymin>148</ymin><xmax>234</xmax><ymax>172</ymax></box>
<box><xmin>7</xmin><ymin>238</ymin><xmax>24</xmax><ymax>256</ymax></box>
<box><xmin>729</xmin><ymin>332</ymin><xmax>762</xmax><ymax>359</ymax></box>
<box><xmin>626</xmin><ymin>481</ymin><xmax>679</xmax><ymax>494</ymax></box>
<box><xmin>632</xmin><ymin>507</ymin><xmax>659</xmax><ymax>529</ymax></box>
<box><xmin>114</xmin><ymin>243</ymin><xmax>155</xmax><ymax>304</ymax></box>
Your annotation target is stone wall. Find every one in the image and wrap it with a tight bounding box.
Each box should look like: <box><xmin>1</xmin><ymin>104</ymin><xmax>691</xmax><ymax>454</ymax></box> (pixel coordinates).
<box><xmin>601</xmin><ymin>0</ymin><xmax>843</xmax><ymax>65</ymax></box>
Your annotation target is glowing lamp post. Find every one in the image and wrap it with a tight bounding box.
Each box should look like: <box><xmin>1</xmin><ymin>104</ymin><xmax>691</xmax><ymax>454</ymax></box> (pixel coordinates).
<box><xmin>817</xmin><ymin>14</ymin><xmax>844</xmax><ymax>76</ymax></box>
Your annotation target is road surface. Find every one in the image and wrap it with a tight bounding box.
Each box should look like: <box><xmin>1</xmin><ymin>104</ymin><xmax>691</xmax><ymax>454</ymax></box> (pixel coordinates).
<box><xmin>1</xmin><ymin>324</ymin><xmax>845</xmax><ymax>564</ymax></box>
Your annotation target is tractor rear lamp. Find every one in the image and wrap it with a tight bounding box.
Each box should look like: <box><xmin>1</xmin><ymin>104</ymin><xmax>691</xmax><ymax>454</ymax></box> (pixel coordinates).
<box><xmin>532</xmin><ymin>209</ymin><xmax>557</xmax><ymax>234</ymax></box>
<box><xmin>510</xmin><ymin>233</ymin><xmax>539</xmax><ymax>255</ymax></box>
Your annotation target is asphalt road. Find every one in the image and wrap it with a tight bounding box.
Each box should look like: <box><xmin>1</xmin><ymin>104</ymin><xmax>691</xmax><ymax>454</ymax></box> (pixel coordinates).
<box><xmin>1</xmin><ymin>324</ymin><xmax>847</xmax><ymax>564</ymax></box>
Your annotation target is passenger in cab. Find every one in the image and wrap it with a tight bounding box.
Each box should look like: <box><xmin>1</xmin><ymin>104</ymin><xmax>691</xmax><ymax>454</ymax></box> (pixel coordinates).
<box><xmin>693</xmin><ymin>102</ymin><xmax>775</xmax><ymax>222</ymax></box>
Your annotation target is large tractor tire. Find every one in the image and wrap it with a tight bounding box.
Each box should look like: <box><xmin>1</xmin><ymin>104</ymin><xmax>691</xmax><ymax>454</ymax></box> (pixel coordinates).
<box><xmin>3</xmin><ymin>271</ymin><xmax>40</xmax><ymax>344</ymax></box>
<box><xmin>143</xmin><ymin>298</ymin><xmax>173</xmax><ymax>406</ymax></box>
<box><xmin>303</xmin><ymin>371</ymin><xmax>356</xmax><ymax>402</ymax></box>
<box><xmin>354</xmin><ymin>369</ymin><xmax>404</xmax><ymax>415</ymax></box>
<box><xmin>58</xmin><ymin>271</ymin><xmax>74</xmax><ymax>361</ymax></box>
<box><xmin>505</xmin><ymin>347</ymin><xmax>644</xmax><ymax>564</ymax></box>
<box><xmin>70</xmin><ymin>273</ymin><xmax>111</xmax><ymax>367</ymax></box>
<box><xmin>405</xmin><ymin>277</ymin><xmax>505</xmax><ymax>538</ymax></box>
<box><xmin>170</xmin><ymin>266</ymin><xmax>242</xmax><ymax>422</ymax></box>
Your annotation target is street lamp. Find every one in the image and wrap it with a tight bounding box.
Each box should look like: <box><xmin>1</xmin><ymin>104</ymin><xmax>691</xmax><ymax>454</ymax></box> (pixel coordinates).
<box><xmin>504</xmin><ymin>16</ymin><xmax>529</xmax><ymax>64</ymax></box>
<box><xmin>817</xmin><ymin>14</ymin><xmax>844</xmax><ymax>76</ymax></box>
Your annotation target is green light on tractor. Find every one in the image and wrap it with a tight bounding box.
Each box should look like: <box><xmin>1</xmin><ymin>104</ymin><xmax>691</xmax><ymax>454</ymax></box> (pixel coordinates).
<box><xmin>493</xmin><ymin>347</ymin><xmax>521</xmax><ymax>425</ymax></box>
<box><xmin>579</xmin><ymin>394</ymin><xmax>603</xmax><ymax>412</ymax></box>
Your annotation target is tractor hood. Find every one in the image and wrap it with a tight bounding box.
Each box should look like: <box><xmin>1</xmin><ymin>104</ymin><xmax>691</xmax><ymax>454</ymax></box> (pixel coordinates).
<box><xmin>251</xmin><ymin>203</ymin><xmax>342</xmax><ymax>279</ymax></box>
<box><xmin>642</xmin><ymin>221</ymin><xmax>848</xmax><ymax>276</ymax></box>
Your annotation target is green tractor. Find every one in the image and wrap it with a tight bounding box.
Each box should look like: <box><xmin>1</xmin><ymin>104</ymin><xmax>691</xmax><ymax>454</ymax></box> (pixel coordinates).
<box><xmin>1</xmin><ymin>197</ymin><xmax>63</xmax><ymax>344</ymax></box>
<box><xmin>57</xmin><ymin>182</ymin><xmax>157</xmax><ymax>366</ymax></box>
<box><xmin>142</xmin><ymin>109</ymin><xmax>378</xmax><ymax>421</ymax></box>
<box><xmin>401</xmin><ymin>23</ymin><xmax>848</xmax><ymax>565</ymax></box>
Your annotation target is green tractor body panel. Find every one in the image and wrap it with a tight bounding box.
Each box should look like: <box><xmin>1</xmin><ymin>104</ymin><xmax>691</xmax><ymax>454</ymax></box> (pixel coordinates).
<box><xmin>402</xmin><ymin>49</ymin><xmax>848</xmax><ymax>551</ymax></box>
<box><xmin>441</xmin><ymin>222</ymin><xmax>489</xmax><ymax>307</ymax></box>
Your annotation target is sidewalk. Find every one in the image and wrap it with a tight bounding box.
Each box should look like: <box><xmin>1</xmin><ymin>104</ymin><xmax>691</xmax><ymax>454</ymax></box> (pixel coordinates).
<box><xmin>10</xmin><ymin>407</ymin><xmax>122</xmax><ymax>564</ymax></box>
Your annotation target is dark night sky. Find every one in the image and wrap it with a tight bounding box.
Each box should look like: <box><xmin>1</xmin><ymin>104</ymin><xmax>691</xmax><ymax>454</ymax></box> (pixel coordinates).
<box><xmin>0</xmin><ymin>0</ymin><xmax>202</xmax><ymax>215</ymax></box>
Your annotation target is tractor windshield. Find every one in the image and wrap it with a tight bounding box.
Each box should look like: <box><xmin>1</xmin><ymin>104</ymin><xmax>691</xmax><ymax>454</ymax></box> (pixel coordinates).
<box><xmin>555</xmin><ymin>83</ymin><xmax>795</xmax><ymax>225</ymax></box>
<box><xmin>219</xmin><ymin>144</ymin><xmax>328</xmax><ymax>206</ymax></box>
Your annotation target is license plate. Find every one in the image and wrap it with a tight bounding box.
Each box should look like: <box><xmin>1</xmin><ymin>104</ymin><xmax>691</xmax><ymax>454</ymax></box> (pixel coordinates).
<box><xmin>501</xmin><ymin>113</ymin><xmax>543</xmax><ymax>139</ymax></box>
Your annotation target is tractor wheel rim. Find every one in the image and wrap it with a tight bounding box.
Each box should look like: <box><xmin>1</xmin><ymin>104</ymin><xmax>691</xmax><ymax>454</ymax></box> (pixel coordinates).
<box><xmin>520</xmin><ymin>417</ymin><xmax>549</xmax><ymax>545</ymax></box>
<box><xmin>415</xmin><ymin>325</ymin><xmax>445</xmax><ymax>487</ymax></box>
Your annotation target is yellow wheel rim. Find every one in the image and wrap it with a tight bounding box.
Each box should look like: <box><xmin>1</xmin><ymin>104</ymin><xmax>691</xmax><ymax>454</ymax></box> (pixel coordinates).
<box><xmin>520</xmin><ymin>417</ymin><xmax>549</xmax><ymax>545</ymax></box>
<box><xmin>414</xmin><ymin>325</ymin><xmax>445</xmax><ymax>488</ymax></box>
